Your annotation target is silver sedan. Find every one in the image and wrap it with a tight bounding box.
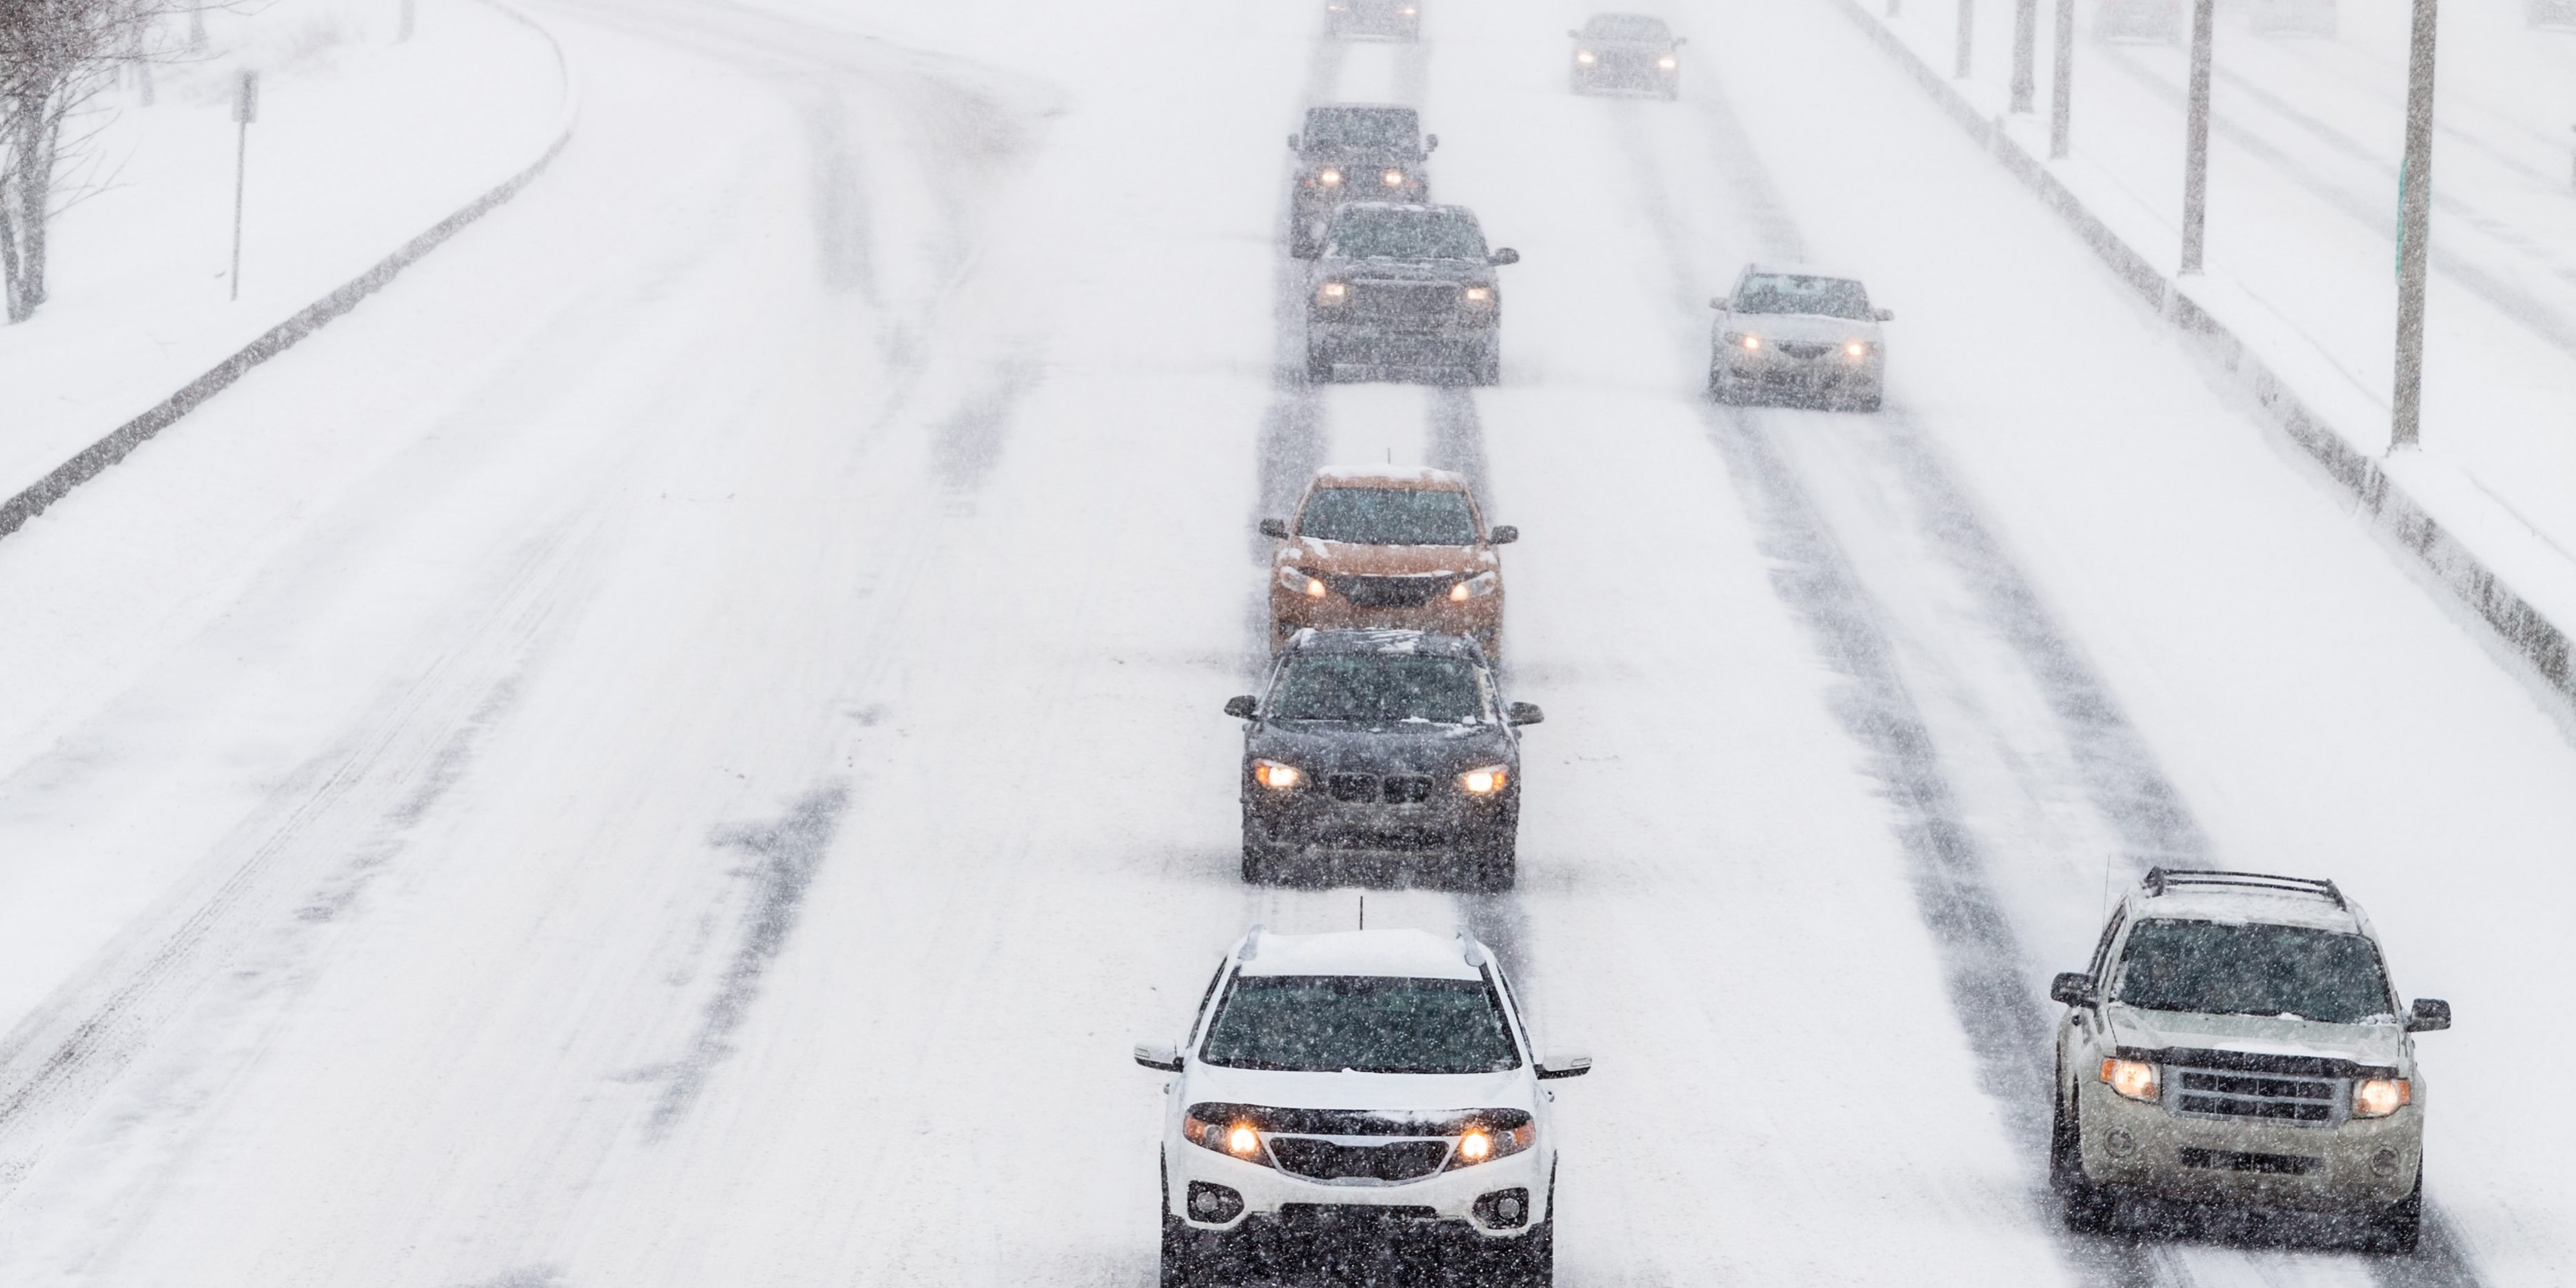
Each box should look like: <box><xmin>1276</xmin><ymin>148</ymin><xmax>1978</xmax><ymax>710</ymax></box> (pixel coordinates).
<box><xmin>1707</xmin><ymin>264</ymin><xmax>1892</xmax><ymax>412</ymax></box>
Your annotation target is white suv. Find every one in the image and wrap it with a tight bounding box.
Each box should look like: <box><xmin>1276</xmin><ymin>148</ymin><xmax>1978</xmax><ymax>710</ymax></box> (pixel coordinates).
<box><xmin>1134</xmin><ymin>928</ymin><xmax>1590</xmax><ymax>1286</ymax></box>
<box><xmin>2049</xmin><ymin>870</ymin><xmax>2451</xmax><ymax>1250</ymax></box>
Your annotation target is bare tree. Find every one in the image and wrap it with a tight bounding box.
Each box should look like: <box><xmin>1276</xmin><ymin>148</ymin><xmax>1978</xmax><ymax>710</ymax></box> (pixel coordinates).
<box><xmin>0</xmin><ymin>0</ymin><xmax>178</xmax><ymax>323</ymax></box>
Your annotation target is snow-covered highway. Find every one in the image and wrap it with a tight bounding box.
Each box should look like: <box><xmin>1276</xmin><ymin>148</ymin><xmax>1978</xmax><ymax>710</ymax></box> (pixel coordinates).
<box><xmin>0</xmin><ymin>0</ymin><xmax>2570</xmax><ymax>1285</ymax></box>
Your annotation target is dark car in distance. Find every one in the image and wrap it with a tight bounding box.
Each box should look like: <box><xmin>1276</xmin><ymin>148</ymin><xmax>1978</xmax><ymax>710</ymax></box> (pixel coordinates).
<box><xmin>1288</xmin><ymin>105</ymin><xmax>1435</xmax><ymax>258</ymax></box>
<box><xmin>1304</xmin><ymin>203</ymin><xmax>1519</xmax><ymax>385</ymax></box>
<box><xmin>1568</xmin><ymin>13</ymin><xmax>1685</xmax><ymax>98</ymax></box>
<box><xmin>1227</xmin><ymin>629</ymin><xmax>1542</xmax><ymax>890</ymax></box>
<box><xmin>1326</xmin><ymin>0</ymin><xmax>1421</xmax><ymax>41</ymax></box>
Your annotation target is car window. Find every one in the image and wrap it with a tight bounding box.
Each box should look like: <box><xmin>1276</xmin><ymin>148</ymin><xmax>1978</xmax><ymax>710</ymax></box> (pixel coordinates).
<box><xmin>1583</xmin><ymin>14</ymin><xmax>1672</xmax><ymax>39</ymax></box>
<box><xmin>1298</xmin><ymin>487</ymin><xmax>1478</xmax><ymax>545</ymax></box>
<box><xmin>2086</xmin><ymin>910</ymin><xmax>2125</xmax><ymax>979</ymax></box>
<box><xmin>1268</xmin><ymin>655</ymin><xmax>1490</xmax><ymax>724</ymax></box>
<box><xmin>1735</xmin><ymin>274</ymin><xmax>1873</xmax><ymax>320</ymax></box>
<box><xmin>1198</xmin><ymin>974</ymin><xmax>1522</xmax><ymax>1074</ymax></box>
<box><xmin>1328</xmin><ymin>208</ymin><xmax>1489</xmax><ymax>261</ymax></box>
<box><xmin>1304</xmin><ymin>108</ymin><xmax>1420</xmax><ymax>152</ymax></box>
<box><xmin>2110</xmin><ymin>919</ymin><xmax>2395</xmax><ymax>1024</ymax></box>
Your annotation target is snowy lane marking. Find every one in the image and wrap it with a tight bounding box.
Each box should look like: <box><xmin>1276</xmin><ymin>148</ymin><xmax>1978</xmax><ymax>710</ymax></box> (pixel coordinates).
<box><xmin>647</xmin><ymin>784</ymin><xmax>850</xmax><ymax>1138</ymax></box>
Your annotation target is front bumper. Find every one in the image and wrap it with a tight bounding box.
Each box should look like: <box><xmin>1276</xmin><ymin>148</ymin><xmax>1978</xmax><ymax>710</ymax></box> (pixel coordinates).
<box><xmin>1244</xmin><ymin>778</ymin><xmax>1515</xmax><ymax>852</ymax></box>
<box><xmin>1166</xmin><ymin>1136</ymin><xmax>1549</xmax><ymax>1237</ymax></box>
<box><xmin>1715</xmin><ymin>346</ymin><xmax>1881</xmax><ymax>397</ymax></box>
<box><xmin>1311</xmin><ymin>318</ymin><xmax>1497</xmax><ymax>369</ymax></box>
<box><xmin>2077</xmin><ymin>1080</ymin><xmax>2421</xmax><ymax>1212</ymax></box>
<box><xmin>1573</xmin><ymin>58</ymin><xmax>1679</xmax><ymax>89</ymax></box>
<box><xmin>1269</xmin><ymin>584</ymin><xmax>1500</xmax><ymax>647</ymax></box>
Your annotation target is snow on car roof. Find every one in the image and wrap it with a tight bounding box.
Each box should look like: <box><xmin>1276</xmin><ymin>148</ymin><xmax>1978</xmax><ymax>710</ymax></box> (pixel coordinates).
<box><xmin>1746</xmin><ymin>262</ymin><xmax>1865</xmax><ymax>284</ymax></box>
<box><xmin>1281</xmin><ymin>627</ymin><xmax>1486</xmax><ymax>660</ymax></box>
<box><xmin>2131</xmin><ymin>886</ymin><xmax>2370</xmax><ymax>936</ymax></box>
<box><xmin>1238</xmin><ymin>928</ymin><xmax>1484</xmax><ymax>980</ymax></box>
<box><xmin>1312</xmin><ymin>464</ymin><xmax>1469</xmax><ymax>491</ymax></box>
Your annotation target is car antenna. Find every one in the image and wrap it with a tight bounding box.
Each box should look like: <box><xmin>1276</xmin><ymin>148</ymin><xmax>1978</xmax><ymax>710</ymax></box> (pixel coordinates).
<box><xmin>1358</xmin><ymin>895</ymin><xmax>1365</xmax><ymax>930</ymax></box>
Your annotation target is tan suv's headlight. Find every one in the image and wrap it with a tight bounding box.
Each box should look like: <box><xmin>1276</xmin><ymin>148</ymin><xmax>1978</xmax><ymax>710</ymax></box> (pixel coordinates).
<box><xmin>1449</xmin><ymin>571</ymin><xmax>1498</xmax><ymax>600</ymax></box>
<box><xmin>1452</xmin><ymin>1121</ymin><xmax>1535</xmax><ymax>1166</ymax></box>
<box><xmin>2099</xmin><ymin>1058</ymin><xmax>2159</xmax><ymax>1103</ymax></box>
<box><xmin>2353</xmin><ymin>1078</ymin><xmax>2411</xmax><ymax>1118</ymax></box>
<box><xmin>1278</xmin><ymin>565</ymin><xmax>1327</xmax><ymax>597</ymax></box>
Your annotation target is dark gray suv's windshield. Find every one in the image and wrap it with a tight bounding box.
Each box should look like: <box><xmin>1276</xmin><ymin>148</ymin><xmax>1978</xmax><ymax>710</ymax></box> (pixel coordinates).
<box><xmin>1199</xmin><ymin>975</ymin><xmax>1521</xmax><ymax>1074</ymax></box>
<box><xmin>1305</xmin><ymin>108</ymin><xmax>1419</xmax><ymax>152</ymax></box>
<box><xmin>1269</xmin><ymin>655</ymin><xmax>1488</xmax><ymax>724</ymax></box>
<box><xmin>1298</xmin><ymin>487</ymin><xmax>1478</xmax><ymax>545</ymax></box>
<box><xmin>1736</xmin><ymin>274</ymin><xmax>1872</xmax><ymax>320</ymax></box>
<box><xmin>2112</xmin><ymin>919</ymin><xmax>2395</xmax><ymax>1023</ymax></box>
<box><xmin>1330</xmin><ymin>209</ymin><xmax>1487</xmax><ymax>261</ymax></box>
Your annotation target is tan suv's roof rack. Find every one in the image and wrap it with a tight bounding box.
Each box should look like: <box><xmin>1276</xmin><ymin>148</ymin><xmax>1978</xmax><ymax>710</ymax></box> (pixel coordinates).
<box><xmin>2143</xmin><ymin>866</ymin><xmax>2345</xmax><ymax>910</ymax></box>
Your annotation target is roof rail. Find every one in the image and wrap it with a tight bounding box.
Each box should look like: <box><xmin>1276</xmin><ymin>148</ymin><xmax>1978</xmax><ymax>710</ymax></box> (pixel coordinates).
<box><xmin>1455</xmin><ymin>930</ymin><xmax>1489</xmax><ymax>968</ymax></box>
<box><xmin>1239</xmin><ymin>924</ymin><xmax>1265</xmax><ymax>961</ymax></box>
<box><xmin>2142</xmin><ymin>867</ymin><xmax>2345</xmax><ymax>910</ymax></box>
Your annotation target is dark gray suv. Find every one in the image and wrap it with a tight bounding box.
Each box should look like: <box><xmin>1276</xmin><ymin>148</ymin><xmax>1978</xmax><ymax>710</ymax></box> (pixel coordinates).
<box><xmin>1226</xmin><ymin>629</ymin><xmax>1542</xmax><ymax>890</ymax></box>
<box><xmin>1287</xmin><ymin>105</ymin><xmax>1435</xmax><ymax>258</ymax></box>
<box><xmin>1302</xmin><ymin>203</ymin><xmax>1518</xmax><ymax>386</ymax></box>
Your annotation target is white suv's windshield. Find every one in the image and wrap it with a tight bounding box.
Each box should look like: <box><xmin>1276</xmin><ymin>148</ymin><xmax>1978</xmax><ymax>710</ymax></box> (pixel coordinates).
<box><xmin>2112</xmin><ymin>919</ymin><xmax>2394</xmax><ymax>1024</ymax></box>
<box><xmin>1269</xmin><ymin>655</ymin><xmax>1489</xmax><ymax>724</ymax></box>
<box><xmin>1198</xmin><ymin>974</ymin><xmax>1522</xmax><ymax>1073</ymax></box>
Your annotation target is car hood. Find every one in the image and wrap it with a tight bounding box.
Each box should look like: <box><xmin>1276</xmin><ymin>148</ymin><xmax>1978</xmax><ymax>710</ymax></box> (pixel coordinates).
<box><xmin>1579</xmin><ymin>37</ymin><xmax>1677</xmax><ymax>51</ymax></box>
<box><xmin>1729</xmin><ymin>312</ymin><xmax>1881</xmax><ymax>345</ymax></box>
<box><xmin>1302</xmin><ymin>148</ymin><xmax>1425</xmax><ymax>170</ymax></box>
<box><xmin>2105</xmin><ymin>1003</ymin><xmax>2409</xmax><ymax>1071</ymax></box>
<box><xmin>1182</xmin><ymin>1063</ymin><xmax>1535</xmax><ymax>1117</ymax></box>
<box><xmin>1249</xmin><ymin>720</ymin><xmax>1514</xmax><ymax>774</ymax></box>
<box><xmin>1277</xmin><ymin>539</ymin><xmax>1494</xmax><ymax>577</ymax></box>
<box><xmin>1319</xmin><ymin>258</ymin><xmax>1494</xmax><ymax>287</ymax></box>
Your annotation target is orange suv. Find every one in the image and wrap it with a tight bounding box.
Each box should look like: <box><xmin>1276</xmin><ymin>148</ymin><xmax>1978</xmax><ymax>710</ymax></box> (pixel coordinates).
<box><xmin>1261</xmin><ymin>467</ymin><xmax>1515</xmax><ymax>655</ymax></box>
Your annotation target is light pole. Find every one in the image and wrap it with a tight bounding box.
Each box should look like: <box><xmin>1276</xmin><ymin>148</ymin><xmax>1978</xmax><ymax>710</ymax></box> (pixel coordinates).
<box><xmin>1957</xmin><ymin>0</ymin><xmax>1974</xmax><ymax>76</ymax></box>
<box><xmin>2013</xmin><ymin>0</ymin><xmax>2038</xmax><ymax>112</ymax></box>
<box><xmin>2179</xmin><ymin>0</ymin><xmax>2215</xmax><ymax>273</ymax></box>
<box><xmin>229</xmin><ymin>70</ymin><xmax>256</xmax><ymax>303</ymax></box>
<box><xmin>2050</xmin><ymin>0</ymin><xmax>2074</xmax><ymax>156</ymax></box>
<box><xmin>2390</xmin><ymin>0</ymin><xmax>2437</xmax><ymax>449</ymax></box>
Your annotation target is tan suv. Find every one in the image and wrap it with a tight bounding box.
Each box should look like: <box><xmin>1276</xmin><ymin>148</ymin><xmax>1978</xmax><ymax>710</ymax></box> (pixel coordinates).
<box><xmin>1260</xmin><ymin>467</ymin><xmax>1515</xmax><ymax>656</ymax></box>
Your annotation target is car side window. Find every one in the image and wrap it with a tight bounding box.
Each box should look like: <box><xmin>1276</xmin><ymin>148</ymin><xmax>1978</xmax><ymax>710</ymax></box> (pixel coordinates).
<box><xmin>2086</xmin><ymin>909</ymin><xmax>2126</xmax><ymax>981</ymax></box>
<box><xmin>1185</xmin><ymin>959</ymin><xmax>1230</xmax><ymax>1049</ymax></box>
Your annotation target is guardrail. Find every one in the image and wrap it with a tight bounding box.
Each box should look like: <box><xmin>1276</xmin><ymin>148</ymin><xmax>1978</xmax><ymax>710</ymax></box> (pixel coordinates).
<box><xmin>0</xmin><ymin>0</ymin><xmax>582</xmax><ymax>544</ymax></box>
<box><xmin>1827</xmin><ymin>0</ymin><xmax>2574</xmax><ymax>715</ymax></box>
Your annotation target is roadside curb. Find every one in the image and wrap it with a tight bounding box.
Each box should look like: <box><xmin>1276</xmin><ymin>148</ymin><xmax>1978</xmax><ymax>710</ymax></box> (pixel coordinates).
<box><xmin>1826</xmin><ymin>0</ymin><xmax>2575</xmax><ymax>716</ymax></box>
<box><xmin>0</xmin><ymin>0</ymin><xmax>583</xmax><ymax>545</ymax></box>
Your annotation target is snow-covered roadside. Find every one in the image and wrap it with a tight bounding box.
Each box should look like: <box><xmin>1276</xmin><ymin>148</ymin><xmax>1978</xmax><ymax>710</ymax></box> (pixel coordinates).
<box><xmin>1831</xmin><ymin>0</ymin><xmax>2576</xmax><ymax>719</ymax></box>
<box><xmin>0</xmin><ymin>0</ymin><xmax>571</xmax><ymax>531</ymax></box>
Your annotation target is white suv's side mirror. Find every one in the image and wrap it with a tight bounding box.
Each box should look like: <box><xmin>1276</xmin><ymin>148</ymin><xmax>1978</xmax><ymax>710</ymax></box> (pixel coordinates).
<box><xmin>1134</xmin><ymin>1039</ymin><xmax>1183</xmax><ymax>1072</ymax></box>
<box><xmin>1536</xmin><ymin>1048</ymin><xmax>1593</xmax><ymax>1080</ymax></box>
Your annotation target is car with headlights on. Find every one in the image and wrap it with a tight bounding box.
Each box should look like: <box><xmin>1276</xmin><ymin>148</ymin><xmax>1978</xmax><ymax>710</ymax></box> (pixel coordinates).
<box><xmin>1306</xmin><ymin>203</ymin><xmax>1519</xmax><ymax>385</ymax></box>
<box><xmin>1288</xmin><ymin>105</ymin><xmax>1435</xmax><ymax>258</ymax></box>
<box><xmin>1136</xmin><ymin>927</ymin><xmax>1589</xmax><ymax>1287</ymax></box>
<box><xmin>1260</xmin><ymin>465</ymin><xmax>1515</xmax><ymax>657</ymax></box>
<box><xmin>2049</xmin><ymin>869</ymin><xmax>2451</xmax><ymax>1250</ymax></box>
<box><xmin>1568</xmin><ymin>13</ymin><xmax>1686</xmax><ymax>98</ymax></box>
<box><xmin>1326</xmin><ymin>0</ymin><xmax>1421</xmax><ymax>40</ymax></box>
<box><xmin>1225</xmin><ymin>629</ymin><xmax>1540</xmax><ymax>890</ymax></box>
<box><xmin>1707</xmin><ymin>264</ymin><xmax>1892</xmax><ymax>411</ymax></box>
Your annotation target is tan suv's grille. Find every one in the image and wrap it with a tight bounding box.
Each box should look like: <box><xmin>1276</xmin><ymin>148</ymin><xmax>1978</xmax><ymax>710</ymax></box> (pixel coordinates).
<box><xmin>2174</xmin><ymin>1067</ymin><xmax>2337</xmax><ymax>1125</ymax></box>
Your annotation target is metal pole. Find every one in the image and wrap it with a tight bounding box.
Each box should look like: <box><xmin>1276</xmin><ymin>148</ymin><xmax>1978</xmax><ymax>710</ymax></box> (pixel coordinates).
<box><xmin>2390</xmin><ymin>0</ymin><xmax>2437</xmax><ymax>449</ymax></box>
<box><xmin>1957</xmin><ymin>0</ymin><xmax>1975</xmax><ymax>76</ymax></box>
<box><xmin>229</xmin><ymin>116</ymin><xmax>247</xmax><ymax>301</ymax></box>
<box><xmin>2014</xmin><ymin>0</ymin><xmax>2038</xmax><ymax>111</ymax></box>
<box><xmin>398</xmin><ymin>0</ymin><xmax>415</xmax><ymax>41</ymax></box>
<box><xmin>2179</xmin><ymin>0</ymin><xmax>2215</xmax><ymax>273</ymax></box>
<box><xmin>2050</xmin><ymin>0</ymin><xmax>2074</xmax><ymax>155</ymax></box>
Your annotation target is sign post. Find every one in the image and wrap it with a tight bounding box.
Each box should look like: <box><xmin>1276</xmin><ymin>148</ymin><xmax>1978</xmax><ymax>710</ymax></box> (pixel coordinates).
<box><xmin>2389</xmin><ymin>0</ymin><xmax>2437</xmax><ymax>449</ymax></box>
<box><xmin>2179</xmin><ymin>0</ymin><xmax>2215</xmax><ymax>273</ymax></box>
<box><xmin>230</xmin><ymin>70</ymin><xmax>256</xmax><ymax>303</ymax></box>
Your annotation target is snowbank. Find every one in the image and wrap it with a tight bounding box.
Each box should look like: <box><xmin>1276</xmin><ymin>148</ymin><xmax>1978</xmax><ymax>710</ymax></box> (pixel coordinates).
<box><xmin>1829</xmin><ymin>0</ymin><xmax>2576</xmax><ymax>718</ymax></box>
<box><xmin>0</xmin><ymin>0</ymin><xmax>573</xmax><ymax>538</ymax></box>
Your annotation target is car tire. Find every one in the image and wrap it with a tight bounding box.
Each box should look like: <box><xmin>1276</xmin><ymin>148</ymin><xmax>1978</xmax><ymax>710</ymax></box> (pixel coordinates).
<box><xmin>2053</xmin><ymin>1094</ymin><xmax>2116</xmax><ymax>1233</ymax></box>
<box><xmin>1306</xmin><ymin>348</ymin><xmax>1335</xmax><ymax>384</ymax></box>
<box><xmin>1242</xmin><ymin>823</ymin><xmax>1286</xmax><ymax>885</ymax></box>
<box><xmin>1464</xmin><ymin>829</ymin><xmax>1517</xmax><ymax>892</ymax></box>
<box><xmin>1495</xmin><ymin>1216</ymin><xmax>1554</xmax><ymax>1286</ymax></box>
<box><xmin>1473</xmin><ymin>349</ymin><xmax>1502</xmax><ymax>387</ymax></box>
<box><xmin>2370</xmin><ymin>1168</ymin><xmax>2424</xmax><ymax>1254</ymax></box>
<box><xmin>1707</xmin><ymin>368</ymin><xmax>1739</xmax><ymax>405</ymax></box>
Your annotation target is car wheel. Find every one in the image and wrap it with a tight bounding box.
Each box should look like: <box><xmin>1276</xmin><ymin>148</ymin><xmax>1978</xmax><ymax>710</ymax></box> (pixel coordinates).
<box><xmin>1306</xmin><ymin>347</ymin><xmax>1335</xmax><ymax>384</ymax></box>
<box><xmin>1495</xmin><ymin>1216</ymin><xmax>1554</xmax><ymax>1286</ymax></box>
<box><xmin>1464</xmin><ymin>829</ymin><xmax>1517</xmax><ymax>892</ymax></box>
<box><xmin>1242</xmin><ymin>823</ymin><xmax>1285</xmax><ymax>885</ymax></box>
<box><xmin>1707</xmin><ymin>368</ymin><xmax>1739</xmax><ymax>404</ymax></box>
<box><xmin>1473</xmin><ymin>349</ymin><xmax>1502</xmax><ymax>387</ymax></box>
<box><xmin>2054</xmin><ymin>1097</ymin><xmax>2116</xmax><ymax>1233</ymax></box>
<box><xmin>2369</xmin><ymin>1168</ymin><xmax>2424</xmax><ymax>1254</ymax></box>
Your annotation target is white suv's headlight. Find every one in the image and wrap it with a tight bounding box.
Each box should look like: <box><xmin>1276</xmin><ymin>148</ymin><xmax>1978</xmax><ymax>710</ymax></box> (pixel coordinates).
<box><xmin>1453</xmin><ymin>1121</ymin><xmax>1535</xmax><ymax>1166</ymax></box>
<box><xmin>2353</xmin><ymin>1078</ymin><xmax>2411</xmax><ymax>1118</ymax></box>
<box><xmin>1184</xmin><ymin>1112</ymin><xmax>1274</xmax><ymax>1166</ymax></box>
<box><xmin>1448</xmin><ymin>571</ymin><xmax>1498</xmax><ymax>601</ymax></box>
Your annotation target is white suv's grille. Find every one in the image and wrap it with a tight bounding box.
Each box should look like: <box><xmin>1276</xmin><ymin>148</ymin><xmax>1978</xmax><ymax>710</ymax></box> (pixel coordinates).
<box><xmin>2174</xmin><ymin>1068</ymin><xmax>2338</xmax><ymax>1125</ymax></box>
